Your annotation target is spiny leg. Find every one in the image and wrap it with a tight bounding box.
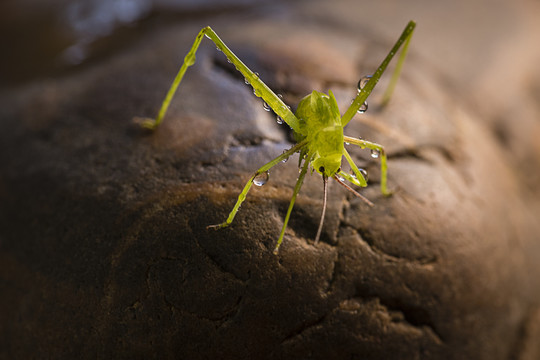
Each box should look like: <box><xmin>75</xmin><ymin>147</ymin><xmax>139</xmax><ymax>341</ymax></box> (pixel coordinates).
<box><xmin>341</xmin><ymin>21</ymin><xmax>416</xmax><ymax>126</ymax></box>
<box><xmin>273</xmin><ymin>154</ymin><xmax>311</xmax><ymax>254</ymax></box>
<box><xmin>208</xmin><ymin>139</ymin><xmax>308</xmax><ymax>230</ymax></box>
<box><xmin>138</xmin><ymin>26</ymin><xmax>301</xmax><ymax>133</ymax></box>
<box><xmin>344</xmin><ymin>135</ymin><xmax>390</xmax><ymax>195</ymax></box>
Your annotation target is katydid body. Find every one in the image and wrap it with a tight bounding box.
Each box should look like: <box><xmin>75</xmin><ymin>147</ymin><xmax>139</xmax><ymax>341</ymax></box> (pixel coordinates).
<box><xmin>139</xmin><ymin>22</ymin><xmax>416</xmax><ymax>253</ymax></box>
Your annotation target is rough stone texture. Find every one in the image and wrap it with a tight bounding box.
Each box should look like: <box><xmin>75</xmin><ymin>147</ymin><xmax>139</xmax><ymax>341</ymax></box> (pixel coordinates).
<box><xmin>1</xmin><ymin>0</ymin><xmax>540</xmax><ymax>359</ymax></box>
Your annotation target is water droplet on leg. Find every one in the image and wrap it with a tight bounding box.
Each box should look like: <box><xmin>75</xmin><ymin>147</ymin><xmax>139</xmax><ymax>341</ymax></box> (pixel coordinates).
<box><xmin>263</xmin><ymin>102</ymin><xmax>271</xmax><ymax>111</ymax></box>
<box><xmin>357</xmin><ymin>75</ymin><xmax>372</xmax><ymax>91</ymax></box>
<box><xmin>281</xmin><ymin>149</ymin><xmax>289</xmax><ymax>163</ymax></box>
<box><xmin>370</xmin><ymin>149</ymin><xmax>380</xmax><ymax>158</ymax></box>
<box><xmin>253</xmin><ymin>171</ymin><xmax>270</xmax><ymax>186</ymax></box>
<box><xmin>359</xmin><ymin>168</ymin><xmax>368</xmax><ymax>181</ymax></box>
<box><xmin>358</xmin><ymin>101</ymin><xmax>368</xmax><ymax>113</ymax></box>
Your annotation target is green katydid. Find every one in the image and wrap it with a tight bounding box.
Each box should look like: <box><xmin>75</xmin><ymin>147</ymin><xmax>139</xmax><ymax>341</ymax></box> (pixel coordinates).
<box><xmin>138</xmin><ymin>21</ymin><xmax>416</xmax><ymax>254</ymax></box>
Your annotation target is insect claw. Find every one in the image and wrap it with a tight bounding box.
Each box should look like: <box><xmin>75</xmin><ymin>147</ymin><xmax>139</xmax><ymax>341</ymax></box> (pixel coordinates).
<box><xmin>207</xmin><ymin>223</ymin><xmax>228</xmax><ymax>230</ymax></box>
<box><xmin>133</xmin><ymin>117</ymin><xmax>159</xmax><ymax>130</ymax></box>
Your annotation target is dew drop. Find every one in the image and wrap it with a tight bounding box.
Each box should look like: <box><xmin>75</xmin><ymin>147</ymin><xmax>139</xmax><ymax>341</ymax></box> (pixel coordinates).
<box><xmin>370</xmin><ymin>149</ymin><xmax>380</xmax><ymax>158</ymax></box>
<box><xmin>357</xmin><ymin>75</ymin><xmax>372</xmax><ymax>91</ymax></box>
<box><xmin>216</xmin><ymin>46</ymin><xmax>222</xmax><ymax>52</ymax></box>
<box><xmin>254</xmin><ymin>72</ymin><xmax>260</xmax><ymax>79</ymax></box>
<box><xmin>244</xmin><ymin>78</ymin><xmax>249</xmax><ymax>85</ymax></box>
<box><xmin>281</xmin><ymin>150</ymin><xmax>289</xmax><ymax>163</ymax></box>
<box><xmin>276</xmin><ymin>116</ymin><xmax>284</xmax><ymax>124</ymax></box>
<box><xmin>345</xmin><ymin>142</ymin><xmax>350</xmax><ymax>146</ymax></box>
<box><xmin>263</xmin><ymin>102</ymin><xmax>271</xmax><ymax>112</ymax></box>
<box><xmin>277</xmin><ymin>94</ymin><xmax>283</xmax><ymax>99</ymax></box>
<box><xmin>337</xmin><ymin>174</ymin><xmax>345</xmax><ymax>182</ymax></box>
<box><xmin>359</xmin><ymin>168</ymin><xmax>368</xmax><ymax>181</ymax></box>
<box><xmin>253</xmin><ymin>171</ymin><xmax>269</xmax><ymax>186</ymax></box>
<box><xmin>358</xmin><ymin>101</ymin><xmax>368</xmax><ymax>113</ymax></box>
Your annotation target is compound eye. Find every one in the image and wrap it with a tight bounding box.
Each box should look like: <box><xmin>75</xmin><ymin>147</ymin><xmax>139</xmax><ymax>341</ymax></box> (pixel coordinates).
<box><xmin>319</xmin><ymin>166</ymin><xmax>325</xmax><ymax>173</ymax></box>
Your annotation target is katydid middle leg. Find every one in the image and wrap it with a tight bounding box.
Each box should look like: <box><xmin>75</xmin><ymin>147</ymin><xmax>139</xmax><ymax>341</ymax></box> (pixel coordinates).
<box><xmin>273</xmin><ymin>154</ymin><xmax>312</xmax><ymax>254</ymax></box>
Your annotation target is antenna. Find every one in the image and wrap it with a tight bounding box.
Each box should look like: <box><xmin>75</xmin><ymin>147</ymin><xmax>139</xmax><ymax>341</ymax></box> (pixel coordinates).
<box><xmin>314</xmin><ymin>175</ymin><xmax>328</xmax><ymax>244</ymax></box>
<box><xmin>333</xmin><ymin>175</ymin><xmax>374</xmax><ymax>207</ymax></box>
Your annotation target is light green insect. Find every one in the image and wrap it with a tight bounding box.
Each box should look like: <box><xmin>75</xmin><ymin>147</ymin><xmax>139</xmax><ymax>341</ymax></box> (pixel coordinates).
<box><xmin>138</xmin><ymin>21</ymin><xmax>416</xmax><ymax>254</ymax></box>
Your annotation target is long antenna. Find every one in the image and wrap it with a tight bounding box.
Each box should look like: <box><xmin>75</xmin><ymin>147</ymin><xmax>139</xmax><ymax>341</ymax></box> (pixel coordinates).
<box><xmin>314</xmin><ymin>175</ymin><xmax>328</xmax><ymax>244</ymax></box>
<box><xmin>333</xmin><ymin>175</ymin><xmax>374</xmax><ymax>207</ymax></box>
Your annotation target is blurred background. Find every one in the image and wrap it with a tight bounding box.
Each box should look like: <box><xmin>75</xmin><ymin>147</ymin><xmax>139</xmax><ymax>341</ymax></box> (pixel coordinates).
<box><xmin>1</xmin><ymin>0</ymin><xmax>538</xmax><ymax>87</ymax></box>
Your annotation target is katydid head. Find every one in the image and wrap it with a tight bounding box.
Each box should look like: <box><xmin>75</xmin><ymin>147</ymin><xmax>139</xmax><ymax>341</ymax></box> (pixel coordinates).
<box><xmin>313</xmin><ymin>155</ymin><xmax>341</xmax><ymax>178</ymax></box>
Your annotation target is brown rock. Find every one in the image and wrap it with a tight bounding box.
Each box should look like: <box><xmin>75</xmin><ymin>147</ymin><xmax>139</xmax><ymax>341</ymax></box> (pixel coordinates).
<box><xmin>1</xmin><ymin>1</ymin><xmax>540</xmax><ymax>359</ymax></box>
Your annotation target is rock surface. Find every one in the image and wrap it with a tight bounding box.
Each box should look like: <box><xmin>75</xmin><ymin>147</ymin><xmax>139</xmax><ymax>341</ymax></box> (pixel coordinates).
<box><xmin>1</xmin><ymin>0</ymin><xmax>540</xmax><ymax>359</ymax></box>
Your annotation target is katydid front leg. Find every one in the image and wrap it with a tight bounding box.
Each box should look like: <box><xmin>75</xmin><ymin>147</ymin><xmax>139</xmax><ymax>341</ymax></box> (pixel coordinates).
<box><xmin>137</xmin><ymin>26</ymin><xmax>301</xmax><ymax>133</ymax></box>
<box><xmin>344</xmin><ymin>135</ymin><xmax>390</xmax><ymax>195</ymax></box>
<box><xmin>208</xmin><ymin>140</ymin><xmax>307</xmax><ymax>230</ymax></box>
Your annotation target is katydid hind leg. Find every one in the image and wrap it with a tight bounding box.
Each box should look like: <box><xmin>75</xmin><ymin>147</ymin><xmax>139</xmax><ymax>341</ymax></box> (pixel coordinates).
<box><xmin>381</xmin><ymin>22</ymin><xmax>416</xmax><ymax>106</ymax></box>
<box><xmin>341</xmin><ymin>21</ymin><xmax>416</xmax><ymax>126</ymax></box>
